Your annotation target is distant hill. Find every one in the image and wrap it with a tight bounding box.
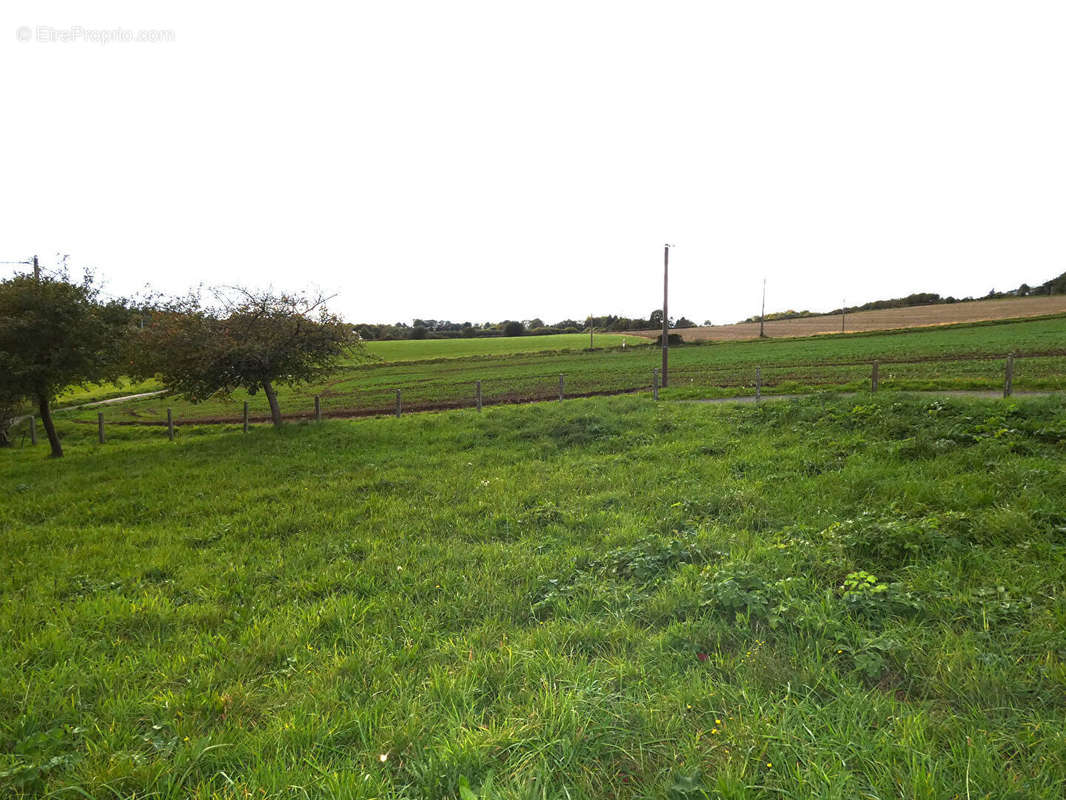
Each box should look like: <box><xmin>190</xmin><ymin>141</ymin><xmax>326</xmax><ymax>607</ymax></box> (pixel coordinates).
<box><xmin>741</xmin><ymin>270</ymin><xmax>1066</xmax><ymax>324</ymax></box>
<box><xmin>1033</xmin><ymin>270</ymin><xmax>1066</xmax><ymax>296</ymax></box>
<box><xmin>630</xmin><ymin>294</ymin><xmax>1066</xmax><ymax>343</ymax></box>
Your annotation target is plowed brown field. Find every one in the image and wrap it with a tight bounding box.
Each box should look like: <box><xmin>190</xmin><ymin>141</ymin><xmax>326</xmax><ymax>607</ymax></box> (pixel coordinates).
<box><xmin>631</xmin><ymin>295</ymin><xmax>1066</xmax><ymax>342</ymax></box>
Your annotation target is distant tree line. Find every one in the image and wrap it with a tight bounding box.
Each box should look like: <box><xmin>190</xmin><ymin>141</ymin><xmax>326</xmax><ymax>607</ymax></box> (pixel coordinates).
<box><xmin>353</xmin><ymin>311</ymin><xmax>697</xmax><ymax>341</ymax></box>
<box><xmin>741</xmin><ymin>271</ymin><xmax>1066</xmax><ymax>324</ymax></box>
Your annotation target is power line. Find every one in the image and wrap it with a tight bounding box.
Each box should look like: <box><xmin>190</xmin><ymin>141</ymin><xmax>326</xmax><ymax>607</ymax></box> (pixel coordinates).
<box><xmin>760</xmin><ymin>277</ymin><xmax>767</xmax><ymax>338</ymax></box>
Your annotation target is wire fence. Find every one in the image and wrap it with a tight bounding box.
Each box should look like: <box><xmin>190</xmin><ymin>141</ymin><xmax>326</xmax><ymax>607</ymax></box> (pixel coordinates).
<box><xmin>9</xmin><ymin>351</ymin><xmax>1064</xmax><ymax>448</ymax></box>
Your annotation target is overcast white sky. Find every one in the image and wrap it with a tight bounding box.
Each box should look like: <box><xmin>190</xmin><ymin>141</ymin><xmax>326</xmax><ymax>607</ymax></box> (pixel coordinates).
<box><xmin>3</xmin><ymin>2</ymin><xmax>1065</xmax><ymax>324</ymax></box>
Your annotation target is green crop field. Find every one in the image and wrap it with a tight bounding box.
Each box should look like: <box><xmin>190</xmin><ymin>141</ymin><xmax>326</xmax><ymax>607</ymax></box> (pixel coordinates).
<box><xmin>46</xmin><ymin>315</ymin><xmax>1066</xmax><ymax>429</ymax></box>
<box><xmin>362</xmin><ymin>333</ymin><xmax>645</xmax><ymax>362</ymax></box>
<box><xmin>3</xmin><ymin>394</ymin><xmax>1066</xmax><ymax>798</ymax></box>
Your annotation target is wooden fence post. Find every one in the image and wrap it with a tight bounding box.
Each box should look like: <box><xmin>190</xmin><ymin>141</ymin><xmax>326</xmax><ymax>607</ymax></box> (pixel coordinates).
<box><xmin>476</xmin><ymin>381</ymin><xmax>482</xmax><ymax>412</ymax></box>
<box><xmin>395</xmin><ymin>389</ymin><xmax>402</xmax><ymax>417</ymax></box>
<box><xmin>314</xmin><ymin>395</ymin><xmax>321</xmax><ymax>422</ymax></box>
<box><xmin>167</xmin><ymin>408</ymin><xmax>174</xmax><ymax>441</ymax></box>
<box><xmin>1004</xmin><ymin>353</ymin><xmax>1014</xmax><ymax>398</ymax></box>
<box><xmin>872</xmin><ymin>360</ymin><xmax>880</xmax><ymax>392</ymax></box>
<box><xmin>558</xmin><ymin>374</ymin><xmax>565</xmax><ymax>401</ymax></box>
<box><xmin>243</xmin><ymin>401</ymin><xmax>249</xmax><ymax>433</ymax></box>
<box><xmin>97</xmin><ymin>412</ymin><xmax>105</xmax><ymax>444</ymax></box>
<box><xmin>755</xmin><ymin>367</ymin><xmax>762</xmax><ymax>403</ymax></box>
<box><xmin>652</xmin><ymin>368</ymin><xmax>659</xmax><ymax>401</ymax></box>
<box><xmin>28</xmin><ymin>415</ymin><xmax>37</xmax><ymax>446</ymax></box>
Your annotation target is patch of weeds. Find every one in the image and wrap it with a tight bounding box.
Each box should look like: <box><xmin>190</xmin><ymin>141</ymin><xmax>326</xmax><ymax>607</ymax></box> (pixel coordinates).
<box><xmin>840</xmin><ymin>570</ymin><xmax>923</xmax><ymax>623</ymax></box>
<box><xmin>0</xmin><ymin>727</ymin><xmax>84</xmax><ymax>794</ymax></box>
<box><xmin>518</xmin><ymin>501</ymin><xmax>567</xmax><ymax>529</ymax></box>
<box><xmin>589</xmin><ymin>532</ymin><xmax>719</xmax><ymax>583</ymax></box>
<box><xmin>0</xmin><ymin>755</ymin><xmax>80</xmax><ymax>794</ymax></box>
<box><xmin>824</xmin><ymin>511</ymin><xmax>973</xmax><ymax>568</ymax></box>
<box><xmin>667</xmin><ymin>772</ymin><xmax>709</xmax><ymax>798</ymax></box>
<box><xmin>700</xmin><ymin>564</ymin><xmax>780</xmax><ymax>623</ymax></box>
<box><xmin>968</xmin><ymin>584</ymin><xmax>1035</xmax><ymax>629</ymax></box>
<box><xmin>459</xmin><ymin>774</ymin><xmax>496</xmax><ymax>800</ymax></box>
<box><xmin>845</xmin><ymin>635</ymin><xmax>905</xmax><ymax>682</ymax></box>
<box><xmin>1031</xmin><ymin>421</ymin><xmax>1066</xmax><ymax>444</ymax></box>
<box><xmin>139</xmin><ymin>723</ymin><xmax>178</xmax><ymax>759</ymax></box>
<box><xmin>530</xmin><ymin>532</ymin><xmax>720</xmax><ymax>619</ymax></box>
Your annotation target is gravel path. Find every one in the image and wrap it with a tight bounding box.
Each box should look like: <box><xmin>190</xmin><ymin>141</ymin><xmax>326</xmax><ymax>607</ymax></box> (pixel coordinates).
<box><xmin>10</xmin><ymin>391</ymin><xmax>167</xmax><ymax>426</ymax></box>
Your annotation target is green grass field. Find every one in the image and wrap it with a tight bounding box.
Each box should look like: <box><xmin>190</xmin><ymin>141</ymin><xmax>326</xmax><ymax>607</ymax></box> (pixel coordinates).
<box><xmin>44</xmin><ymin>334</ymin><xmax>644</xmax><ymax>413</ymax></box>
<box><xmin>3</xmin><ymin>394</ymin><xmax>1066</xmax><ymax>798</ymax></box>
<box><xmin>46</xmin><ymin>315</ymin><xmax>1066</xmax><ymax>429</ymax></box>
<box><xmin>362</xmin><ymin>333</ymin><xmax>644</xmax><ymax>362</ymax></box>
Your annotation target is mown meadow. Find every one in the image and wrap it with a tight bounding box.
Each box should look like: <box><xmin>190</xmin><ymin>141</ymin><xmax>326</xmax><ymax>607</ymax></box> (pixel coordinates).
<box><xmin>44</xmin><ymin>314</ymin><xmax>1066</xmax><ymax>429</ymax></box>
<box><xmin>3</xmin><ymin>393</ymin><xmax>1066</xmax><ymax>798</ymax></box>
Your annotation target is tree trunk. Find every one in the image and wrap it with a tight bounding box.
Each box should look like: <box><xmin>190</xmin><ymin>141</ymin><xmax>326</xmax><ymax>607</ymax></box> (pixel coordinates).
<box><xmin>37</xmin><ymin>392</ymin><xmax>62</xmax><ymax>458</ymax></box>
<box><xmin>262</xmin><ymin>380</ymin><xmax>283</xmax><ymax>429</ymax></box>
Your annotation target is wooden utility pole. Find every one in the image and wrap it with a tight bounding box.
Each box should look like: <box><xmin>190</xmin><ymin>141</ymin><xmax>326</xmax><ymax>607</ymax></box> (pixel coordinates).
<box><xmin>33</xmin><ymin>254</ymin><xmax>40</xmax><ymax>282</ymax></box>
<box><xmin>661</xmin><ymin>244</ymin><xmax>670</xmax><ymax>387</ymax></box>
<box><xmin>759</xmin><ymin>278</ymin><xmax>766</xmax><ymax>338</ymax></box>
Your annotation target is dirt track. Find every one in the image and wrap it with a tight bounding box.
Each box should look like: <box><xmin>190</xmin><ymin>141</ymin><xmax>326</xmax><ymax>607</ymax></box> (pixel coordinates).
<box><xmin>630</xmin><ymin>296</ymin><xmax>1066</xmax><ymax>342</ymax></box>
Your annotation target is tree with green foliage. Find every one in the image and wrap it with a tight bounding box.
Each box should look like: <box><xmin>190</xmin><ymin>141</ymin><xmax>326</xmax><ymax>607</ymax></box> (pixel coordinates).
<box><xmin>132</xmin><ymin>288</ymin><xmax>356</xmax><ymax>428</ymax></box>
<box><xmin>503</xmin><ymin>320</ymin><xmax>524</xmax><ymax>337</ymax></box>
<box><xmin>0</xmin><ymin>270</ymin><xmax>132</xmax><ymax>457</ymax></box>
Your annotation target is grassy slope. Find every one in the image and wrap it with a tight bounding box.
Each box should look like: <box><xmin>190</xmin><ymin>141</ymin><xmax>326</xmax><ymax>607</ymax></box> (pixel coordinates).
<box><xmin>3</xmin><ymin>395</ymin><xmax>1066</xmax><ymax>798</ymax></box>
<box><xmin>59</xmin><ymin>315</ymin><xmax>1066</xmax><ymax>424</ymax></box>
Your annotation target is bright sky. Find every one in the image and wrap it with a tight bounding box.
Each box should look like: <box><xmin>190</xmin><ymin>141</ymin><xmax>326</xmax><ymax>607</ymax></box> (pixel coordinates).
<box><xmin>3</xmin><ymin>2</ymin><xmax>1065</xmax><ymax>325</ymax></box>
